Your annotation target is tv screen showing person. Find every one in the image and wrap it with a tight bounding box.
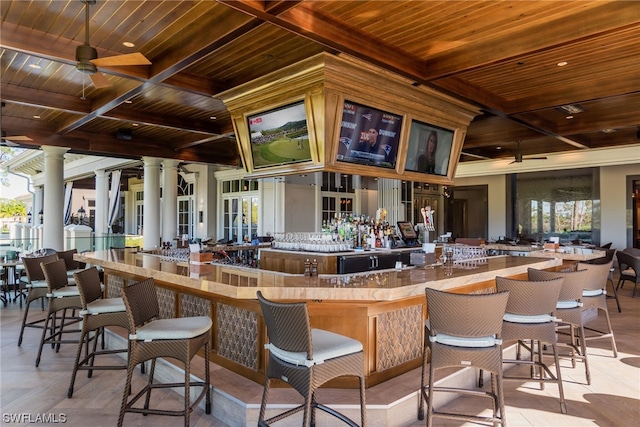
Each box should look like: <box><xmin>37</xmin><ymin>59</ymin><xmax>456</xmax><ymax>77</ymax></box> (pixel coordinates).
<box><xmin>336</xmin><ymin>101</ymin><xmax>403</xmax><ymax>169</ymax></box>
<box><xmin>405</xmin><ymin>120</ymin><xmax>454</xmax><ymax>176</ymax></box>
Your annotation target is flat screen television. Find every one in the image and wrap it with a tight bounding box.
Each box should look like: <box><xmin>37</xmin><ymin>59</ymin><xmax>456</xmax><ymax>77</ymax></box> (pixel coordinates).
<box><xmin>404</xmin><ymin>119</ymin><xmax>455</xmax><ymax>176</ymax></box>
<box><xmin>397</xmin><ymin>221</ymin><xmax>418</xmax><ymax>242</ymax></box>
<box><xmin>335</xmin><ymin>100</ymin><xmax>403</xmax><ymax>169</ymax></box>
<box><xmin>247</xmin><ymin>100</ymin><xmax>312</xmax><ymax>169</ymax></box>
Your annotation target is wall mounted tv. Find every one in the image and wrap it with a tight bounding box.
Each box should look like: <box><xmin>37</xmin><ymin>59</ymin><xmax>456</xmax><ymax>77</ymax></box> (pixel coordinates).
<box><xmin>399</xmin><ymin>116</ymin><xmax>464</xmax><ymax>185</ymax></box>
<box><xmin>335</xmin><ymin>100</ymin><xmax>403</xmax><ymax>169</ymax></box>
<box><xmin>404</xmin><ymin>120</ymin><xmax>454</xmax><ymax>177</ymax></box>
<box><xmin>247</xmin><ymin>100</ymin><xmax>313</xmax><ymax>169</ymax></box>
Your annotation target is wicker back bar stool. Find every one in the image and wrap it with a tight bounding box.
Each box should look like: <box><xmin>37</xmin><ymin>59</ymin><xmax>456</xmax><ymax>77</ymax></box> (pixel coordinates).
<box><xmin>118</xmin><ymin>278</ymin><xmax>211</xmax><ymax>427</ymax></box>
<box><xmin>577</xmin><ymin>261</ymin><xmax>618</xmax><ymax>357</ymax></box>
<box><xmin>256</xmin><ymin>291</ymin><xmax>366</xmax><ymax>427</ymax></box>
<box><xmin>67</xmin><ymin>267</ymin><xmax>130</xmax><ymax>398</ymax></box>
<box><xmin>36</xmin><ymin>258</ymin><xmax>82</xmax><ymax>367</ymax></box>
<box><xmin>528</xmin><ymin>267</ymin><xmax>591</xmax><ymax>385</ymax></box>
<box><xmin>17</xmin><ymin>253</ymin><xmax>59</xmax><ymax>346</ymax></box>
<box><xmin>418</xmin><ymin>288</ymin><xmax>509</xmax><ymax>426</ymax></box>
<box><xmin>496</xmin><ymin>276</ymin><xmax>567</xmax><ymax>414</ymax></box>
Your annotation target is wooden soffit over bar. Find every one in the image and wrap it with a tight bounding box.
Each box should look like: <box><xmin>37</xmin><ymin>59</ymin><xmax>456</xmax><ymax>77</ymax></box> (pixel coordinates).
<box><xmin>219</xmin><ymin>53</ymin><xmax>481</xmax><ymax>185</ymax></box>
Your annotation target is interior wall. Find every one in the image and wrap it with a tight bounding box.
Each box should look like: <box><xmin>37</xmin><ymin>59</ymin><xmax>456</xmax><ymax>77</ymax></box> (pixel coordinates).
<box><xmin>452</xmin><ymin>174</ymin><xmax>506</xmax><ymax>241</ymax></box>
<box><xmin>601</xmin><ymin>163</ymin><xmax>639</xmax><ymax>249</ymax></box>
<box><xmin>284</xmin><ymin>183</ymin><xmax>317</xmax><ymax>232</ymax></box>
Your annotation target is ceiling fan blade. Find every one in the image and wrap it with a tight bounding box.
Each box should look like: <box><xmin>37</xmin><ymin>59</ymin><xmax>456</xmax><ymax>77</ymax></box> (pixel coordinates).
<box><xmin>91</xmin><ymin>52</ymin><xmax>151</xmax><ymax>67</ymax></box>
<box><xmin>5</xmin><ymin>135</ymin><xmax>33</xmax><ymax>141</ymax></box>
<box><xmin>524</xmin><ymin>156</ymin><xmax>548</xmax><ymax>160</ymax></box>
<box><xmin>89</xmin><ymin>72</ymin><xmax>111</xmax><ymax>88</ymax></box>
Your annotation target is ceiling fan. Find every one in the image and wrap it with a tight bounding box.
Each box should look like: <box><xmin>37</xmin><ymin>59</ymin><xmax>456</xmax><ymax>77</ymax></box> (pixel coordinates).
<box><xmin>0</xmin><ymin>102</ymin><xmax>32</xmax><ymax>147</ymax></box>
<box><xmin>75</xmin><ymin>0</ymin><xmax>151</xmax><ymax>88</ymax></box>
<box><xmin>510</xmin><ymin>141</ymin><xmax>547</xmax><ymax>164</ymax></box>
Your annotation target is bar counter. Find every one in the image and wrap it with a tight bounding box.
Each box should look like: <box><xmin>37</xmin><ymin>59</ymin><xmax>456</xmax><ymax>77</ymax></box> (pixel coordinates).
<box><xmin>76</xmin><ymin>249</ymin><xmax>562</xmax><ymax>387</ymax></box>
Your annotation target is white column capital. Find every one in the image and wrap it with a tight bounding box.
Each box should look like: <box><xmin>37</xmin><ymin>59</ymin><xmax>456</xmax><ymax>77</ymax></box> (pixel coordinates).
<box><xmin>41</xmin><ymin>145</ymin><xmax>70</xmax><ymax>159</ymax></box>
<box><xmin>142</xmin><ymin>157</ymin><xmax>162</xmax><ymax>168</ymax></box>
<box><xmin>161</xmin><ymin>159</ymin><xmax>181</xmax><ymax>169</ymax></box>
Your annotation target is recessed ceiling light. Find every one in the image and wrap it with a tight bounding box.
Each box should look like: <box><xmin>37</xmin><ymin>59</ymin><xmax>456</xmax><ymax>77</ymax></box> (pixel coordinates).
<box><xmin>33</xmin><ymin>115</ymin><xmax>40</xmax><ymax>119</ymax></box>
<box><xmin>29</xmin><ymin>64</ymin><xmax>41</xmax><ymax>69</ymax></box>
<box><xmin>496</xmin><ymin>146</ymin><xmax>502</xmax><ymax>150</ymax></box>
<box><xmin>132</xmin><ymin>123</ymin><xmax>139</xmax><ymax>127</ymax></box>
<box><xmin>210</xmin><ymin>116</ymin><xmax>217</xmax><ymax>120</ymax></box>
<box><xmin>601</xmin><ymin>128</ymin><xmax>616</xmax><ymax>133</ymax></box>
<box><xmin>122</xmin><ymin>41</ymin><xmax>135</xmax><ymax>48</ymax></box>
<box><xmin>124</xmin><ymin>100</ymin><xmax>133</xmax><ymax>104</ymax></box>
<box><xmin>557</xmin><ymin>61</ymin><xmax>568</xmax><ymax>67</ymax></box>
<box><xmin>566</xmin><ymin>115</ymin><xmax>574</xmax><ymax>120</ymax></box>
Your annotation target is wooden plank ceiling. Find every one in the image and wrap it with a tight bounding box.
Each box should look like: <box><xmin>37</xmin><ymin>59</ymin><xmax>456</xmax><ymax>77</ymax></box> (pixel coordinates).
<box><xmin>1</xmin><ymin>0</ymin><xmax>639</xmax><ymax>169</ymax></box>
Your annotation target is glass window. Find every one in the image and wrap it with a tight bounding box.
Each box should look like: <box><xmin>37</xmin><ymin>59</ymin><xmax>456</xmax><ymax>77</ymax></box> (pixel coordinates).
<box><xmin>513</xmin><ymin>168</ymin><xmax>598</xmax><ymax>244</ymax></box>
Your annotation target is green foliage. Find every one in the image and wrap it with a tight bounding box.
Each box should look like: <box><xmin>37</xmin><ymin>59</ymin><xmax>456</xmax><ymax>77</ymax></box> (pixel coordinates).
<box><xmin>0</xmin><ymin>199</ymin><xmax>26</xmax><ymax>218</ymax></box>
<box><xmin>0</xmin><ymin>146</ymin><xmax>18</xmax><ymax>186</ymax></box>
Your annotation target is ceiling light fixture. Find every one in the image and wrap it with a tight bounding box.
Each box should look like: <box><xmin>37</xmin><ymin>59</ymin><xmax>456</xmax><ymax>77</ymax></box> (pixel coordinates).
<box><xmin>124</xmin><ymin>100</ymin><xmax>133</xmax><ymax>104</ymax></box>
<box><xmin>29</xmin><ymin>64</ymin><xmax>41</xmax><ymax>69</ymax></box>
<box><xmin>566</xmin><ymin>115</ymin><xmax>574</xmax><ymax>120</ymax></box>
<box><xmin>210</xmin><ymin>116</ymin><xmax>217</xmax><ymax>120</ymax></box>
<box><xmin>556</xmin><ymin>61</ymin><xmax>568</xmax><ymax>67</ymax></box>
<box><xmin>601</xmin><ymin>128</ymin><xmax>616</xmax><ymax>134</ymax></box>
<box><xmin>33</xmin><ymin>115</ymin><xmax>40</xmax><ymax>119</ymax></box>
<box><xmin>558</xmin><ymin>104</ymin><xmax>586</xmax><ymax>115</ymax></box>
<box><xmin>122</xmin><ymin>41</ymin><xmax>135</xmax><ymax>48</ymax></box>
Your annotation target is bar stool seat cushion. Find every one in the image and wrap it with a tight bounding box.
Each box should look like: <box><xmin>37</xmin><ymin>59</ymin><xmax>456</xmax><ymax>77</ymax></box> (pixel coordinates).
<box><xmin>503</xmin><ymin>313</ymin><xmax>556</xmax><ymax>324</ymax></box>
<box><xmin>130</xmin><ymin>316</ymin><xmax>212</xmax><ymax>341</ymax></box>
<box><xmin>266</xmin><ymin>328</ymin><xmax>363</xmax><ymax>367</ymax></box>
<box><xmin>47</xmin><ymin>285</ymin><xmax>80</xmax><ymax>298</ymax></box>
<box><xmin>80</xmin><ymin>297</ymin><xmax>126</xmax><ymax>315</ymax></box>
<box><xmin>27</xmin><ymin>279</ymin><xmax>48</xmax><ymax>289</ymax></box>
<box><xmin>429</xmin><ymin>333</ymin><xmax>499</xmax><ymax>348</ymax></box>
<box><xmin>557</xmin><ymin>300</ymin><xmax>582</xmax><ymax>309</ymax></box>
<box><xmin>583</xmin><ymin>289</ymin><xmax>605</xmax><ymax>297</ymax></box>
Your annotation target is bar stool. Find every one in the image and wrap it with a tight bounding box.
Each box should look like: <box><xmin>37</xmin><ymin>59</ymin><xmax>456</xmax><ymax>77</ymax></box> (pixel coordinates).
<box><xmin>257</xmin><ymin>291</ymin><xmax>366</xmax><ymax>427</ymax></box>
<box><xmin>118</xmin><ymin>278</ymin><xmax>211</xmax><ymax>427</ymax></box>
<box><xmin>528</xmin><ymin>267</ymin><xmax>591</xmax><ymax>385</ymax></box>
<box><xmin>17</xmin><ymin>253</ymin><xmax>59</xmax><ymax>347</ymax></box>
<box><xmin>496</xmin><ymin>276</ymin><xmax>567</xmax><ymax>414</ymax></box>
<box><xmin>586</xmin><ymin>248</ymin><xmax>620</xmax><ymax>312</ymax></box>
<box><xmin>418</xmin><ymin>288</ymin><xmax>509</xmax><ymax>426</ymax></box>
<box><xmin>67</xmin><ymin>267</ymin><xmax>130</xmax><ymax>398</ymax></box>
<box><xmin>36</xmin><ymin>258</ymin><xmax>82</xmax><ymax>367</ymax></box>
<box><xmin>56</xmin><ymin>249</ymin><xmax>86</xmax><ymax>281</ymax></box>
<box><xmin>577</xmin><ymin>260</ymin><xmax>618</xmax><ymax>357</ymax></box>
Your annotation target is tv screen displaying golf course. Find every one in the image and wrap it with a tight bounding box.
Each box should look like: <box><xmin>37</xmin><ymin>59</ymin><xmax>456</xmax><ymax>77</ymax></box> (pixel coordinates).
<box><xmin>247</xmin><ymin>101</ymin><xmax>312</xmax><ymax>169</ymax></box>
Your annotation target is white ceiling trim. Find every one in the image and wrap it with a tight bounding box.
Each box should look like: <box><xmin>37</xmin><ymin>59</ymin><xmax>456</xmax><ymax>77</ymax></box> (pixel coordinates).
<box><xmin>455</xmin><ymin>144</ymin><xmax>640</xmax><ymax>178</ymax></box>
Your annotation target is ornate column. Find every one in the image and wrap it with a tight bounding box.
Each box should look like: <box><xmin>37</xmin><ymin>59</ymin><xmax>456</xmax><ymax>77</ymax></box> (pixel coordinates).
<box><xmin>142</xmin><ymin>157</ymin><xmax>162</xmax><ymax>250</ymax></box>
<box><xmin>41</xmin><ymin>146</ymin><xmax>69</xmax><ymax>250</ymax></box>
<box><xmin>161</xmin><ymin>160</ymin><xmax>179</xmax><ymax>245</ymax></box>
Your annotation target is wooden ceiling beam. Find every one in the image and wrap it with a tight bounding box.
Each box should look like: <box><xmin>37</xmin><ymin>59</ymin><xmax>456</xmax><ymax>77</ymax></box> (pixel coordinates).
<box><xmin>1</xmin><ymin>83</ymin><xmax>91</xmax><ymax>114</ymax></box>
<box><xmin>103</xmin><ymin>105</ymin><xmax>224</xmax><ymax>135</ymax></box>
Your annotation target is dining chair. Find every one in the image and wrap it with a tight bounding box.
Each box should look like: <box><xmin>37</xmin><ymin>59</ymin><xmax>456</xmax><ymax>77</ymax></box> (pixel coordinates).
<box><xmin>616</xmin><ymin>250</ymin><xmax>640</xmax><ymax>298</ymax></box>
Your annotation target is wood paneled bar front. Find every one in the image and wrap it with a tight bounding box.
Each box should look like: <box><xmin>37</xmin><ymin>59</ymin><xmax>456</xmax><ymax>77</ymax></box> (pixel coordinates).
<box><xmin>76</xmin><ymin>249</ymin><xmax>562</xmax><ymax>388</ymax></box>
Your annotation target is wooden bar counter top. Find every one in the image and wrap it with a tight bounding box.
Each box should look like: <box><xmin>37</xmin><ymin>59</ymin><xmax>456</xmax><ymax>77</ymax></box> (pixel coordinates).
<box><xmin>76</xmin><ymin>249</ymin><xmax>562</xmax><ymax>387</ymax></box>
